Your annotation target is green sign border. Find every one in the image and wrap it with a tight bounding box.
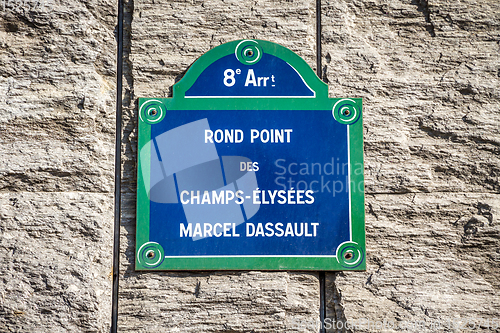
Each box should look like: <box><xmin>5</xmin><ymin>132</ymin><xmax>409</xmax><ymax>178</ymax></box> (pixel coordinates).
<box><xmin>136</xmin><ymin>40</ymin><xmax>365</xmax><ymax>271</ymax></box>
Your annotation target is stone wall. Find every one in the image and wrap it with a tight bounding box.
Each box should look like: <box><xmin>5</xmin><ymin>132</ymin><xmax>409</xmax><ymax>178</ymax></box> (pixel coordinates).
<box><xmin>1</xmin><ymin>0</ymin><xmax>499</xmax><ymax>332</ymax></box>
<box><xmin>322</xmin><ymin>1</ymin><xmax>500</xmax><ymax>332</ymax></box>
<box><xmin>0</xmin><ymin>0</ymin><xmax>116</xmax><ymax>331</ymax></box>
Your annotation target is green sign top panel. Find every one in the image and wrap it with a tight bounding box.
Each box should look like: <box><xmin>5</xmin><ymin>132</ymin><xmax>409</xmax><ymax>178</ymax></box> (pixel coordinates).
<box><xmin>136</xmin><ymin>40</ymin><xmax>365</xmax><ymax>271</ymax></box>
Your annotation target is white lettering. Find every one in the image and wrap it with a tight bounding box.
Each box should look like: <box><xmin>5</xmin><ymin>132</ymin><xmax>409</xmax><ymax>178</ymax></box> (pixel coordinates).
<box><xmin>205</xmin><ymin>130</ymin><xmax>213</xmax><ymax>143</ymax></box>
<box><xmin>246</xmin><ymin>223</ymin><xmax>255</xmax><ymax>236</ymax></box>
<box><xmin>214</xmin><ymin>223</ymin><xmax>223</xmax><ymax>237</ymax></box>
<box><xmin>193</xmin><ymin>223</ymin><xmax>202</xmax><ymax>238</ymax></box>
<box><xmin>244</xmin><ymin>69</ymin><xmax>257</xmax><ymax>86</ymax></box>
<box><xmin>180</xmin><ymin>223</ymin><xmax>192</xmax><ymax>237</ymax></box>
<box><xmin>180</xmin><ymin>191</ymin><xmax>189</xmax><ymax>204</ymax></box>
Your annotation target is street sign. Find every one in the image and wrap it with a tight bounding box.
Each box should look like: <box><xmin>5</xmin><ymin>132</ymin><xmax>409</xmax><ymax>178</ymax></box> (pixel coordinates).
<box><xmin>136</xmin><ymin>40</ymin><xmax>365</xmax><ymax>270</ymax></box>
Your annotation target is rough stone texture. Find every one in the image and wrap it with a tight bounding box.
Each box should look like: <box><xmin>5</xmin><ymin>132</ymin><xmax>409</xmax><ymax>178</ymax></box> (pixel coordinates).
<box><xmin>0</xmin><ymin>0</ymin><xmax>116</xmax><ymax>330</ymax></box>
<box><xmin>119</xmin><ymin>271</ymin><xmax>319</xmax><ymax>332</ymax></box>
<box><xmin>1</xmin><ymin>0</ymin><xmax>499</xmax><ymax>331</ymax></box>
<box><xmin>0</xmin><ymin>193</ymin><xmax>113</xmax><ymax>332</ymax></box>
<box><xmin>120</xmin><ymin>1</ymin><xmax>321</xmax><ymax>332</ymax></box>
<box><xmin>130</xmin><ymin>0</ymin><xmax>317</xmax><ymax>99</ymax></box>
<box><xmin>322</xmin><ymin>0</ymin><xmax>500</xmax><ymax>331</ymax></box>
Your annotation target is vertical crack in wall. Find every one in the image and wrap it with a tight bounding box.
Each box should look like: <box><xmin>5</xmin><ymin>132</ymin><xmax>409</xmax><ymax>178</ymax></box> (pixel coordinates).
<box><xmin>119</xmin><ymin>0</ymin><xmax>141</xmax><ymax>283</ymax></box>
<box><xmin>121</xmin><ymin>0</ymin><xmax>136</xmax><ymax>222</ymax></box>
<box><xmin>328</xmin><ymin>273</ymin><xmax>351</xmax><ymax>333</ymax></box>
<box><xmin>123</xmin><ymin>0</ymin><xmax>134</xmax><ymax>113</ymax></box>
<box><xmin>415</xmin><ymin>0</ymin><xmax>436</xmax><ymax>37</ymax></box>
<box><xmin>117</xmin><ymin>0</ymin><xmax>135</xmax><ymax>322</ymax></box>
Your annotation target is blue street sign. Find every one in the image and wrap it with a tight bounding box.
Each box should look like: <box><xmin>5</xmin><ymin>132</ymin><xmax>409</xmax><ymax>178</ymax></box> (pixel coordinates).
<box><xmin>136</xmin><ymin>40</ymin><xmax>365</xmax><ymax>270</ymax></box>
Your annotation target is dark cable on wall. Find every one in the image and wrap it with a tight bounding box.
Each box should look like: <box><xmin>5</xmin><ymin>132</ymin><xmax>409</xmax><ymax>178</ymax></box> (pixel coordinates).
<box><xmin>319</xmin><ymin>271</ymin><xmax>326</xmax><ymax>333</ymax></box>
<box><xmin>111</xmin><ymin>0</ymin><xmax>124</xmax><ymax>330</ymax></box>
<box><xmin>316</xmin><ymin>0</ymin><xmax>322</xmax><ymax>80</ymax></box>
<box><xmin>316</xmin><ymin>2</ymin><xmax>327</xmax><ymax>333</ymax></box>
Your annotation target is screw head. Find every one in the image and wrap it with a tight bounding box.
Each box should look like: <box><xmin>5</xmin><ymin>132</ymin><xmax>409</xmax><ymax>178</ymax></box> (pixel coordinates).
<box><xmin>146</xmin><ymin>250</ymin><xmax>156</xmax><ymax>259</ymax></box>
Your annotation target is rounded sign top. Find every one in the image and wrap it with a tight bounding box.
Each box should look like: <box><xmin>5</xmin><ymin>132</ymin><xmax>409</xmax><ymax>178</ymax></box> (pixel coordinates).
<box><xmin>174</xmin><ymin>39</ymin><xmax>329</xmax><ymax>100</ymax></box>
